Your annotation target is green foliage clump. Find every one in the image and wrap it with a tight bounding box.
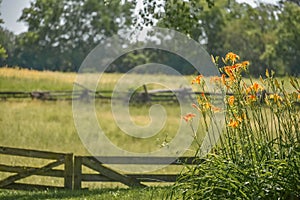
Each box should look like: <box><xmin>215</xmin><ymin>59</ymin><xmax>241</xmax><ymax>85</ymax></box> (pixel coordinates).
<box><xmin>171</xmin><ymin>152</ymin><xmax>299</xmax><ymax>199</ymax></box>
<box><xmin>169</xmin><ymin>53</ymin><xmax>300</xmax><ymax>199</ymax></box>
<box><xmin>0</xmin><ymin>44</ymin><xmax>7</xmax><ymax>60</ymax></box>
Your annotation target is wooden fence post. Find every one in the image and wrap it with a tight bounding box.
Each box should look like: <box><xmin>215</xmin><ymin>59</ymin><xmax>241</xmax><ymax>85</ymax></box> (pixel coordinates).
<box><xmin>73</xmin><ymin>156</ymin><xmax>82</xmax><ymax>190</ymax></box>
<box><xmin>64</xmin><ymin>153</ymin><xmax>73</xmax><ymax>190</ymax></box>
<box><xmin>142</xmin><ymin>84</ymin><xmax>150</xmax><ymax>102</ymax></box>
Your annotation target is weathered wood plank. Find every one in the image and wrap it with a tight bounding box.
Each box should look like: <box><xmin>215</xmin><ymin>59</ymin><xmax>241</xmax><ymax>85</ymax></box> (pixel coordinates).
<box><xmin>0</xmin><ymin>164</ymin><xmax>64</xmax><ymax>177</ymax></box>
<box><xmin>73</xmin><ymin>156</ymin><xmax>82</xmax><ymax>190</ymax></box>
<box><xmin>82</xmin><ymin>174</ymin><xmax>178</xmax><ymax>182</ymax></box>
<box><xmin>148</xmin><ymin>88</ymin><xmax>192</xmax><ymax>94</ymax></box>
<box><xmin>0</xmin><ymin>160</ymin><xmax>63</xmax><ymax>188</ymax></box>
<box><xmin>0</xmin><ymin>146</ymin><xmax>67</xmax><ymax>159</ymax></box>
<box><xmin>82</xmin><ymin>157</ymin><xmax>146</xmax><ymax>187</ymax></box>
<box><xmin>64</xmin><ymin>154</ymin><xmax>73</xmax><ymax>190</ymax></box>
<box><xmin>84</xmin><ymin>156</ymin><xmax>199</xmax><ymax>165</ymax></box>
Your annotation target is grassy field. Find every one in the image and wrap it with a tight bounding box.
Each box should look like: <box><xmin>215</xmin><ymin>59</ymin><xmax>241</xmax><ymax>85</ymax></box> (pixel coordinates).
<box><xmin>1</xmin><ymin>67</ymin><xmax>299</xmax><ymax>199</ymax></box>
<box><xmin>0</xmin><ymin>67</ymin><xmax>195</xmax><ymax>91</ymax></box>
<box><xmin>0</xmin><ymin>67</ymin><xmax>202</xmax><ymax>199</ymax></box>
<box><xmin>1</xmin><ymin>67</ymin><xmax>296</xmax><ymax>92</ymax></box>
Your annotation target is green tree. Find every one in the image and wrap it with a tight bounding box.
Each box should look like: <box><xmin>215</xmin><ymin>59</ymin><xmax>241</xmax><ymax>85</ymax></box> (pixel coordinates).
<box><xmin>9</xmin><ymin>0</ymin><xmax>300</xmax><ymax>76</ymax></box>
<box><xmin>136</xmin><ymin>0</ymin><xmax>234</xmax><ymax>67</ymax></box>
<box><xmin>135</xmin><ymin>0</ymin><xmax>226</xmax><ymax>74</ymax></box>
<box><xmin>15</xmin><ymin>0</ymin><xmax>134</xmax><ymax>71</ymax></box>
<box><xmin>110</xmin><ymin>49</ymin><xmax>195</xmax><ymax>74</ymax></box>
<box><xmin>137</xmin><ymin>0</ymin><xmax>300</xmax><ymax>76</ymax></box>
<box><xmin>138</xmin><ymin>0</ymin><xmax>219</xmax><ymax>42</ymax></box>
<box><xmin>0</xmin><ymin>42</ymin><xmax>7</xmax><ymax>62</ymax></box>
<box><xmin>274</xmin><ymin>1</ymin><xmax>300</xmax><ymax>75</ymax></box>
<box><xmin>221</xmin><ymin>2</ymin><xmax>279</xmax><ymax>76</ymax></box>
<box><xmin>0</xmin><ymin>0</ymin><xmax>8</xmax><ymax>63</ymax></box>
<box><xmin>280</xmin><ymin>0</ymin><xmax>300</xmax><ymax>6</ymax></box>
<box><xmin>0</xmin><ymin>28</ymin><xmax>15</xmax><ymax>66</ymax></box>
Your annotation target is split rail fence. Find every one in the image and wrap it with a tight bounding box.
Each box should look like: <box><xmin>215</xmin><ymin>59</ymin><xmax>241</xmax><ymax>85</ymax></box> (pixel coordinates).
<box><xmin>0</xmin><ymin>146</ymin><xmax>73</xmax><ymax>190</ymax></box>
<box><xmin>0</xmin><ymin>146</ymin><xmax>198</xmax><ymax>190</ymax></box>
<box><xmin>73</xmin><ymin>156</ymin><xmax>198</xmax><ymax>189</ymax></box>
<box><xmin>0</xmin><ymin>84</ymin><xmax>233</xmax><ymax>103</ymax></box>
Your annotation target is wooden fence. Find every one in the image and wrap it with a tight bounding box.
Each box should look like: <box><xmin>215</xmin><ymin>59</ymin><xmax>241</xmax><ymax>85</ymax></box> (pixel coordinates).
<box><xmin>73</xmin><ymin>156</ymin><xmax>199</xmax><ymax>190</ymax></box>
<box><xmin>0</xmin><ymin>146</ymin><xmax>73</xmax><ymax>190</ymax></box>
<box><xmin>0</xmin><ymin>146</ymin><xmax>198</xmax><ymax>190</ymax></box>
<box><xmin>0</xmin><ymin>90</ymin><xmax>111</xmax><ymax>101</ymax></box>
<box><xmin>0</xmin><ymin>87</ymin><xmax>228</xmax><ymax>103</ymax></box>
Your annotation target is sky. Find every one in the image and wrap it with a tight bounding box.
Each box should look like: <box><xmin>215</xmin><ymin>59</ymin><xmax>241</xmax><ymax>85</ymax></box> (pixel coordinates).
<box><xmin>0</xmin><ymin>0</ymin><xmax>31</xmax><ymax>34</ymax></box>
<box><xmin>0</xmin><ymin>0</ymin><xmax>278</xmax><ymax>35</ymax></box>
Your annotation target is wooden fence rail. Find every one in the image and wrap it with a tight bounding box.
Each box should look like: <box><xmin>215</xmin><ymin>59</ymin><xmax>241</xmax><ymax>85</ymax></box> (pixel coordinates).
<box><xmin>0</xmin><ymin>146</ymin><xmax>73</xmax><ymax>190</ymax></box>
<box><xmin>73</xmin><ymin>156</ymin><xmax>200</xmax><ymax>190</ymax></box>
<box><xmin>0</xmin><ymin>146</ymin><xmax>200</xmax><ymax>190</ymax></box>
<box><xmin>0</xmin><ymin>88</ymin><xmax>229</xmax><ymax>102</ymax></box>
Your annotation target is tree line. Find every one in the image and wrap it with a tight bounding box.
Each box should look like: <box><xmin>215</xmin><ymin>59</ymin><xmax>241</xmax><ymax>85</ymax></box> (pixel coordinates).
<box><xmin>0</xmin><ymin>0</ymin><xmax>299</xmax><ymax>76</ymax></box>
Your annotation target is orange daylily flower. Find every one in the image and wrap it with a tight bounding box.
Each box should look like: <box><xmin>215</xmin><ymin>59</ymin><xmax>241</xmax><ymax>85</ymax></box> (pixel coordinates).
<box><xmin>228</xmin><ymin>96</ymin><xmax>235</xmax><ymax>106</ymax></box>
<box><xmin>246</xmin><ymin>82</ymin><xmax>264</xmax><ymax>94</ymax></box>
<box><xmin>247</xmin><ymin>95</ymin><xmax>257</xmax><ymax>102</ymax></box>
<box><xmin>183</xmin><ymin>113</ymin><xmax>196</xmax><ymax>122</ymax></box>
<box><xmin>234</xmin><ymin>113</ymin><xmax>246</xmax><ymax>122</ymax></box>
<box><xmin>240</xmin><ymin>61</ymin><xmax>250</xmax><ymax>69</ymax></box>
<box><xmin>224</xmin><ymin>66</ymin><xmax>235</xmax><ymax>79</ymax></box>
<box><xmin>191</xmin><ymin>75</ymin><xmax>203</xmax><ymax>84</ymax></box>
<box><xmin>225</xmin><ymin>52</ymin><xmax>240</xmax><ymax>63</ymax></box>
<box><xmin>223</xmin><ymin>60</ymin><xmax>249</xmax><ymax>76</ymax></box>
<box><xmin>228</xmin><ymin>119</ymin><xmax>239</xmax><ymax>128</ymax></box>
<box><xmin>221</xmin><ymin>74</ymin><xmax>229</xmax><ymax>88</ymax></box>
<box><xmin>253</xmin><ymin>82</ymin><xmax>263</xmax><ymax>92</ymax></box>
<box><xmin>228</xmin><ymin>113</ymin><xmax>246</xmax><ymax>128</ymax></box>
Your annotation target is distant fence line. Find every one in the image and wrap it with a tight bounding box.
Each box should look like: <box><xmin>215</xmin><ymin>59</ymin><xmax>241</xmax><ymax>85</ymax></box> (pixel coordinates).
<box><xmin>0</xmin><ymin>86</ymin><xmax>233</xmax><ymax>103</ymax></box>
<box><xmin>0</xmin><ymin>146</ymin><xmax>199</xmax><ymax>191</ymax></box>
<box><xmin>0</xmin><ymin>90</ymin><xmax>107</xmax><ymax>101</ymax></box>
